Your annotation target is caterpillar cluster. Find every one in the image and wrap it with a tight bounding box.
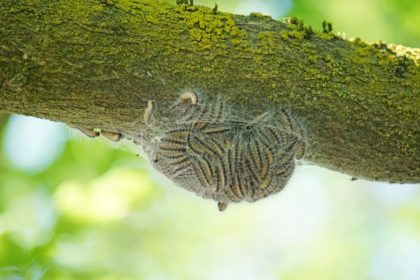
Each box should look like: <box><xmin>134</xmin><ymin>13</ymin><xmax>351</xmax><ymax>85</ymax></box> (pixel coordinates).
<box><xmin>142</xmin><ymin>91</ymin><xmax>305</xmax><ymax>211</ymax></box>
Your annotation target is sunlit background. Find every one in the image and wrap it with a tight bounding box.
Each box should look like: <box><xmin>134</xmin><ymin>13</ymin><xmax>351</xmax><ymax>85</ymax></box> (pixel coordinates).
<box><xmin>1</xmin><ymin>0</ymin><xmax>419</xmax><ymax>279</ymax></box>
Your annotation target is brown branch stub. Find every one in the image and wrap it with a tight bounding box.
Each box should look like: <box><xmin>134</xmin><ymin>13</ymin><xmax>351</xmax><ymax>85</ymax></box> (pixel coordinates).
<box><xmin>0</xmin><ymin>0</ymin><xmax>419</xmax><ymax>183</ymax></box>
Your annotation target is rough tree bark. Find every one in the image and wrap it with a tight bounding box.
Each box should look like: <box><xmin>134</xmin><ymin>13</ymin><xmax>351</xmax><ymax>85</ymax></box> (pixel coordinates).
<box><xmin>0</xmin><ymin>0</ymin><xmax>419</xmax><ymax>183</ymax></box>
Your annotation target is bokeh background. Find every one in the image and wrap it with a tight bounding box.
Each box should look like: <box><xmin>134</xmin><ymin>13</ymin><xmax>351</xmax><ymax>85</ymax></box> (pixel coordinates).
<box><xmin>1</xmin><ymin>0</ymin><xmax>419</xmax><ymax>279</ymax></box>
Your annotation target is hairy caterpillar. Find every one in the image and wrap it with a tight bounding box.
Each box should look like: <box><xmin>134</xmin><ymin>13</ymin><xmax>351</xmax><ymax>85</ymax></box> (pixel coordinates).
<box><xmin>142</xmin><ymin>91</ymin><xmax>305</xmax><ymax>211</ymax></box>
<box><xmin>70</xmin><ymin>126</ymin><xmax>123</xmax><ymax>142</ymax></box>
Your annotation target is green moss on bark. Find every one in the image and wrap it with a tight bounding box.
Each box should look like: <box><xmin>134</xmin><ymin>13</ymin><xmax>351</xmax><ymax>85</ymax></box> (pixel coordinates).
<box><xmin>0</xmin><ymin>0</ymin><xmax>419</xmax><ymax>183</ymax></box>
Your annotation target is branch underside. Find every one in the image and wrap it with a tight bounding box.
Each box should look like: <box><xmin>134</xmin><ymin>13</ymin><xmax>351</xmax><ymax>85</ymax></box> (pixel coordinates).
<box><xmin>0</xmin><ymin>0</ymin><xmax>419</xmax><ymax>183</ymax></box>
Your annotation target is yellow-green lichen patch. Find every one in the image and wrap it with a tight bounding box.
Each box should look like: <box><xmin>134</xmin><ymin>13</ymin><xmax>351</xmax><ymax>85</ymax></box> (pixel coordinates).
<box><xmin>249</xmin><ymin>12</ymin><xmax>272</xmax><ymax>20</ymax></box>
<box><xmin>90</xmin><ymin>4</ymin><xmax>105</xmax><ymax>13</ymax></box>
<box><xmin>315</xmin><ymin>32</ymin><xmax>335</xmax><ymax>40</ymax></box>
<box><xmin>256</xmin><ymin>31</ymin><xmax>278</xmax><ymax>45</ymax></box>
<box><xmin>174</xmin><ymin>3</ymin><xmax>248</xmax><ymax>50</ymax></box>
<box><xmin>231</xmin><ymin>39</ymin><xmax>241</xmax><ymax>46</ymax></box>
<box><xmin>254</xmin><ymin>31</ymin><xmax>280</xmax><ymax>55</ymax></box>
<box><xmin>287</xmin><ymin>30</ymin><xmax>305</xmax><ymax>40</ymax></box>
<box><xmin>145</xmin><ymin>15</ymin><xmax>159</xmax><ymax>24</ymax></box>
<box><xmin>111</xmin><ymin>0</ymin><xmax>172</xmax><ymax>27</ymax></box>
<box><xmin>280</xmin><ymin>30</ymin><xmax>289</xmax><ymax>40</ymax></box>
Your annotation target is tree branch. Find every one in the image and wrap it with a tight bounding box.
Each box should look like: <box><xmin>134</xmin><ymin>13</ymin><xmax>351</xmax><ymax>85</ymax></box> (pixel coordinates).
<box><xmin>1</xmin><ymin>0</ymin><xmax>419</xmax><ymax>183</ymax></box>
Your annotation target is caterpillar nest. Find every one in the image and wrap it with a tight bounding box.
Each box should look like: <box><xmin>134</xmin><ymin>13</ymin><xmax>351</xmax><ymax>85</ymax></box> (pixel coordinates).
<box><xmin>142</xmin><ymin>91</ymin><xmax>305</xmax><ymax>211</ymax></box>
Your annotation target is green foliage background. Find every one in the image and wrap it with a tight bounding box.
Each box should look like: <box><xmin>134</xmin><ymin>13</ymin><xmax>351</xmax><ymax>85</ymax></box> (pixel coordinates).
<box><xmin>0</xmin><ymin>1</ymin><xmax>419</xmax><ymax>279</ymax></box>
